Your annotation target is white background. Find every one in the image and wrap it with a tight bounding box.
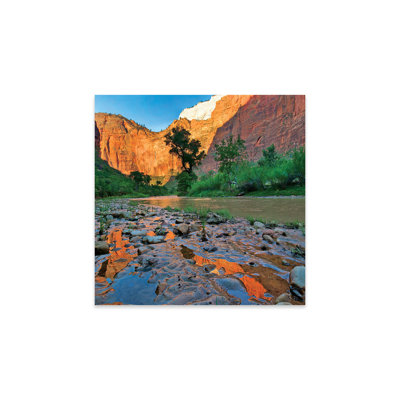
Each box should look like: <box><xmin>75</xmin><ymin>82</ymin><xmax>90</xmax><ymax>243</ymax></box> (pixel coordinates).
<box><xmin>1</xmin><ymin>1</ymin><xmax>399</xmax><ymax>399</ymax></box>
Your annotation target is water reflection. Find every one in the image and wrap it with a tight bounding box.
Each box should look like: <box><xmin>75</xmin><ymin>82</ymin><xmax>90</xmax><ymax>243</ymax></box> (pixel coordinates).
<box><xmin>97</xmin><ymin>229</ymin><xmax>136</xmax><ymax>280</ymax></box>
<box><xmin>180</xmin><ymin>245</ymin><xmax>271</xmax><ymax>302</ymax></box>
<box><xmin>132</xmin><ymin>195</ymin><xmax>305</xmax><ymax>223</ymax></box>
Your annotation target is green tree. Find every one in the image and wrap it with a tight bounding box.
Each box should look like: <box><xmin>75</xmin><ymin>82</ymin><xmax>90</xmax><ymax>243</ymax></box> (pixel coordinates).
<box><xmin>129</xmin><ymin>170</ymin><xmax>150</xmax><ymax>190</ymax></box>
<box><xmin>214</xmin><ymin>134</ymin><xmax>247</xmax><ymax>175</ymax></box>
<box><xmin>258</xmin><ymin>144</ymin><xmax>279</xmax><ymax>167</ymax></box>
<box><xmin>289</xmin><ymin>146</ymin><xmax>305</xmax><ymax>184</ymax></box>
<box><xmin>177</xmin><ymin>171</ymin><xmax>196</xmax><ymax>196</ymax></box>
<box><xmin>164</xmin><ymin>128</ymin><xmax>206</xmax><ymax>173</ymax></box>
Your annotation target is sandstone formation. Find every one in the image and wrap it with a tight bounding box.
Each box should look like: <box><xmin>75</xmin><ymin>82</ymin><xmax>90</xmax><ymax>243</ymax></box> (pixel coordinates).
<box><xmin>95</xmin><ymin>95</ymin><xmax>305</xmax><ymax>183</ymax></box>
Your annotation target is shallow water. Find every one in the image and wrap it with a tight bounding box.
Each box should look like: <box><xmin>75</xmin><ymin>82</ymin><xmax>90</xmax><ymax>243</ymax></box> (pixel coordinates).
<box><xmin>132</xmin><ymin>196</ymin><xmax>305</xmax><ymax>223</ymax></box>
<box><xmin>95</xmin><ymin>199</ymin><xmax>305</xmax><ymax>305</ymax></box>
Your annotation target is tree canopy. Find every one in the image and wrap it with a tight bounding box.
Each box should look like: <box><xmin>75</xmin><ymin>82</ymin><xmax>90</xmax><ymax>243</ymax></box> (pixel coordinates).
<box><xmin>164</xmin><ymin>127</ymin><xmax>205</xmax><ymax>173</ymax></box>
<box><xmin>214</xmin><ymin>134</ymin><xmax>247</xmax><ymax>175</ymax></box>
<box><xmin>129</xmin><ymin>170</ymin><xmax>151</xmax><ymax>190</ymax></box>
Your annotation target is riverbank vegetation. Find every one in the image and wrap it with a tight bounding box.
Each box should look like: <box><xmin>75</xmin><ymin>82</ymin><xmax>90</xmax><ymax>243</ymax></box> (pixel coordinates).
<box><xmin>188</xmin><ymin>142</ymin><xmax>305</xmax><ymax>197</ymax></box>
<box><xmin>95</xmin><ymin>152</ymin><xmax>169</xmax><ymax>198</ymax></box>
<box><xmin>163</xmin><ymin>130</ymin><xmax>305</xmax><ymax>198</ymax></box>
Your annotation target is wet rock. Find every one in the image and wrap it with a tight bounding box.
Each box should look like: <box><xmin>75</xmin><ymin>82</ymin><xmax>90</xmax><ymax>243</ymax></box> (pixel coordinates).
<box><xmin>203</xmin><ymin>264</ymin><xmax>216</xmax><ymax>272</ymax></box>
<box><xmin>289</xmin><ymin>266</ymin><xmax>305</xmax><ymax>289</ymax></box>
<box><xmin>143</xmin><ymin>235</ymin><xmax>165</xmax><ymax>244</ymax></box>
<box><xmin>190</xmin><ymin>223</ymin><xmax>202</xmax><ymax>232</ymax></box>
<box><xmin>95</xmin><ymin>241</ymin><xmax>109</xmax><ymax>255</ymax></box>
<box><xmin>282</xmin><ymin>259</ymin><xmax>290</xmax><ymax>266</ymax></box>
<box><xmin>111</xmin><ymin>211</ymin><xmax>130</xmax><ymax>219</ymax></box>
<box><xmin>203</xmin><ymin>246</ymin><xmax>217</xmax><ymax>252</ymax></box>
<box><xmin>262</xmin><ymin>234</ymin><xmax>275</xmax><ymax>244</ymax></box>
<box><xmin>174</xmin><ymin>223</ymin><xmax>189</xmax><ymax>236</ymax></box>
<box><xmin>137</xmin><ymin>247</ymin><xmax>151</xmax><ymax>255</ymax></box>
<box><xmin>275</xmin><ymin>228</ymin><xmax>287</xmax><ymax>236</ymax></box>
<box><xmin>275</xmin><ymin>293</ymin><xmax>291</xmax><ymax>304</ymax></box>
<box><xmin>253</xmin><ymin>221</ymin><xmax>265</xmax><ymax>229</ymax></box>
<box><xmin>155</xmin><ymin>282</ymin><xmax>167</xmax><ymax>295</ymax></box>
<box><xmin>106</xmin><ymin>215</ymin><xmax>113</xmax><ymax>221</ymax></box>
<box><xmin>136</xmin><ymin>255</ymin><xmax>157</xmax><ymax>270</ymax></box>
<box><xmin>175</xmin><ymin>218</ymin><xmax>184</xmax><ymax>224</ymax></box>
<box><xmin>291</xmin><ymin>245</ymin><xmax>306</xmax><ymax>258</ymax></box>
<box><xmin>206</xmin><ymin>212</ymin><xmax>226</xmax><ymax>224</ymax></box>
<box><xmin>128</xmin><ymin>230</ymin><xmax>148</xmax><ymax>237</ymax></box>
<box><xmin>290</xmin><ymin>287</ymin><xmax>304</xmax><ymax>301</ymax></box>
<box><xmin>216</xmin><ymin>277</ymin><xmax>244</xmax><ymax>292</ymax></box>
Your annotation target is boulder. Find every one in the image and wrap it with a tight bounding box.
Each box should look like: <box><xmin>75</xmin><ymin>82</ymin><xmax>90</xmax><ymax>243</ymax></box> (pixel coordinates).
<box><xmin>128</xmin><ymin>230</ymin><xmax>148</xmax><ymax>237</ymax></box>
<box><xmin>206</xmin><ymin>212</ymin><xmax>226</xmax><ymax>224</ymax></box>
<box><xmin>253</xmin><ymin>221</ymin><xmax>265</xmax><ymax>229</ymax></box>
<box><xmin>143</xmin><ymin>235</ymin><xmax>165</xmax><ymax>244</ymax></box>
<box><xmin>203</xmin><ymin>246</ymin><xmax>218</xmax><ymax>252</ymax></box>
<box><xmin>95</xmin><ymin>241</ymin><xmax>109</xmax><ymax>255</ymax></box>
<box><xmin>262</xmin><ymin>234</ymin><xmax>275</xmax><ymax>244</ymax></box>
<box><xmin>190</xmin><ymin>223</ymin><xmax>202</xmax><ymax>232</ymax></box>
<box><xmin>275</xmin><ymin>293</ymin><xmax>291</xmax><ymax>304</ymax></box>
<box><xmin>174</xmin><ymin>223</ymin><xmax>190</xmax><ymax>236</ymax></box>
<box><xmin>289</xmin><ymin>266</ymin><xmax>305</xmax><ymax>289</ymax></box>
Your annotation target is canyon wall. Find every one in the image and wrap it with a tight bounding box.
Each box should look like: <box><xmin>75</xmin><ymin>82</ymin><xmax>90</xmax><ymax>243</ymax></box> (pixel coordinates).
<box><xmin>95</xmin><ymin>95</ymin><xmax>305</xmax><ymax>183</ymax></box>
<box><xmin>200</xmin><ymin>95</ymin><xmax>305</xmax><ymax>172</ymax></box>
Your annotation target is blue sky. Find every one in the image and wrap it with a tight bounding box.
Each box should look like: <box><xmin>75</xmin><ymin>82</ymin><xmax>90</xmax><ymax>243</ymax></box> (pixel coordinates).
<box><xmin>95</xmin><ymin>95</ymin><xmax>212</xmax><ymax>131</ymax></box>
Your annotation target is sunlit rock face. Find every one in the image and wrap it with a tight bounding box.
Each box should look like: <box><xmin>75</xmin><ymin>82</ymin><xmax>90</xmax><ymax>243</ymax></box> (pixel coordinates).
<box><xmin>179</xmin><ymin>95</ymin><xmax>223</xmax><ymax>121</ymax></box>
<box><xmin>200</xmin><ymin>95</ymin><xmax>306</xmax><ymax>172</ymax></box>
<box><xmin>95</xmin><ymin>114</ymin><xmax>183</xmax><ymax>184</ymax></box>
<box><xmin>95</xmin><ymin>95</ymin><xmax>305</xmax><ymax>183</ymax></box>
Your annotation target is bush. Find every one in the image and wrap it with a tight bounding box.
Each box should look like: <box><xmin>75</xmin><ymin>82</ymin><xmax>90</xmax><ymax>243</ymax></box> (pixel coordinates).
<box><xmin>187</xmin><ymin>146</ymin><xmax>305</xmax><ymax>197</ymax></box>
<box><xmin>177</xmin><ymin>171</ymin><xmax>197</xmax><ymax>196</ymax></box>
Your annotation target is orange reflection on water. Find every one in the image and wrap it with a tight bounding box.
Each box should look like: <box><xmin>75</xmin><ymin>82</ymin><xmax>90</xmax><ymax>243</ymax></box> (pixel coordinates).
<box><xmin>147</xmin><ymin>231</ymin><xmax>156</xmax><ymax>236</ymax></box>
<box><xmin>165</xmin><ymin>231</ymin><xmax>175</xmax><ymax>240</ymax></box>
<box><xmin>193</xmin><ymin>254</ymin><xmax>245</xmax><ymax>274</ymax></box>
<box><xmin>240</xmin><ymin>275</ymin><xmax>271</xmax><ymax>300</ymax></box>
<box><xmin>100</xmin><ymin>229</ymin><xmax>136</xmax><ymax>279</ymax></box>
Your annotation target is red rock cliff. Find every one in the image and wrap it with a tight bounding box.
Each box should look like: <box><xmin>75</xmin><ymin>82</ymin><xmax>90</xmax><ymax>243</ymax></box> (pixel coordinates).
<box><xmin>95</xmin><ymin>95</ymin><xmax>305</xmax><ymax>182</ymax></box>
<box><xmin>201</xmin><ymin>95</ymin><xmax>305</xmax><ymax>172</ymax></box>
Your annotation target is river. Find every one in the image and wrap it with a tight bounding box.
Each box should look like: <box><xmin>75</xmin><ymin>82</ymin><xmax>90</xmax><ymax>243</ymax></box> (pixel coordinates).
<box><xmin>130</xmin><ymin>195</ymin><xmax>305</xmax><ymax>223</ymax></box>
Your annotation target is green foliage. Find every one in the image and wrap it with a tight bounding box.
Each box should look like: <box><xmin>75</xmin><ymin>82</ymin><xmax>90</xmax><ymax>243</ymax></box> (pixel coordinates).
<box><xmin>258</xmin><ymin>144</ymin><xmax>280</xmax><ymax>167</ymax></box>
<box><xmin>95</xmin><ymin>152</ymin><xmax>148</xmax><ymax>198</ymax></box>
<box><xmin>165</xmin><ymin>206</ymin><xmax>180</xmax><ymax>212</ymax></box>
<box><xmin>177</xmin><ymin>171</ymin><xmax>196</xmax><ymax>196</ymax></box>
<box><xmin>164</xmin><ymin>127</ymin><xmax>205</xmax><ymax>173</ymax></box>
<box><xmin>214</xmin><ymin>135</ymin><xmax>247</xmax><ymax>175</ymax></box>
<box><xmin>129</xmin><ymin>170</ymin><xmax>151</xmax><ymax>190</ymax></box>
<box><xmin>188</xmin><ymin>146</ymin><xmax>305</xmax><ymax>197</ymax></box>
<box><xmin>289</xmin><ymin>146</ymin><xmax>306</xmax><ymax>184</ymax></box>
<box><xmin>95</xmin><ymin>152</ymin><xmax>169</xmax><ymax>198</ymax></box>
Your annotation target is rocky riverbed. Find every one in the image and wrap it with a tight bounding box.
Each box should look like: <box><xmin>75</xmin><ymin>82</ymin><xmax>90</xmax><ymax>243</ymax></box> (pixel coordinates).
<box><xmin>95</xmin><ymin>199</ymin><xmax>306</xmax><ymax>305</ymax></box>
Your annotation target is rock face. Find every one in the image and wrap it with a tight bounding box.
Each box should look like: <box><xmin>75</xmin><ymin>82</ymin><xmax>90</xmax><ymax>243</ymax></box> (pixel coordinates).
<box><xmin>201</xmin><ymin>95</ymin><xmax>306</xmax><ymax>172</ymax></box>
<box><xmin>95</xmin><ymin>95</ymin><xmax>305</xmax><ymax>183</ymax></box>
